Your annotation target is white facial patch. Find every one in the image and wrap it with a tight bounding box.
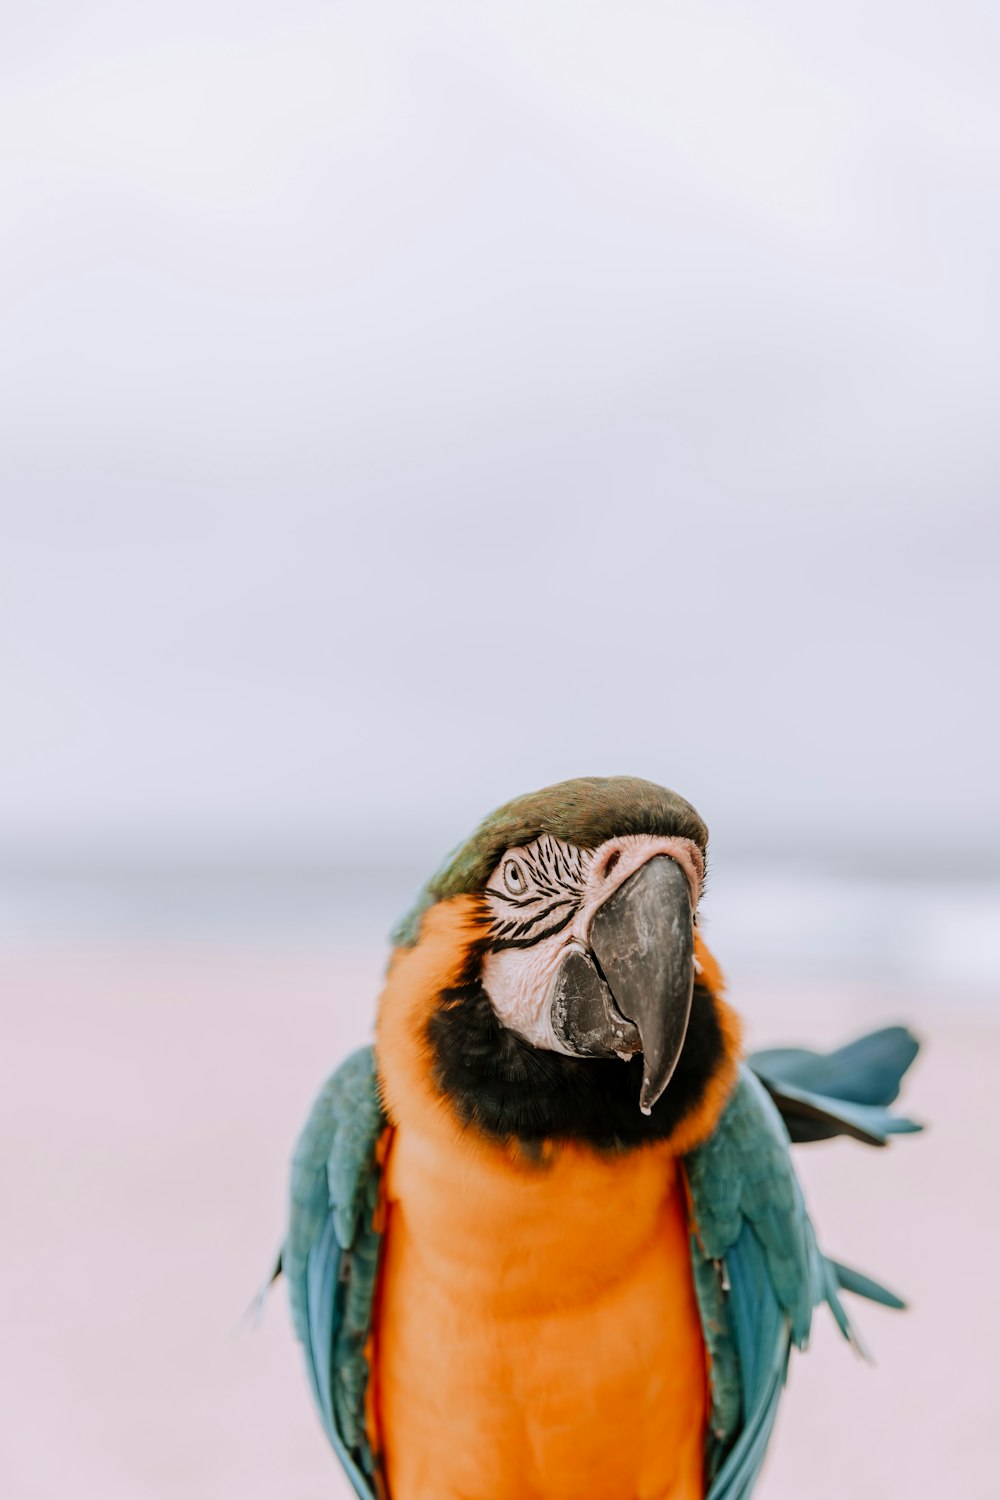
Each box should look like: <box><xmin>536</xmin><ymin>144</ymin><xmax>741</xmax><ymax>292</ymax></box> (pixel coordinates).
<box><xmin>479</xmin><ymin>832</ymin><xmax>703</xmax><ymax>1053</ymax></box>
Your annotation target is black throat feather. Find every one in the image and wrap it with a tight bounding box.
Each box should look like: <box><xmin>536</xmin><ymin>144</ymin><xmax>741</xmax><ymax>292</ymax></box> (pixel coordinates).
<box><xmin>427</xmin><ymin>974</ymin><xmax>727</xmax><ymax>1152</ymax></box>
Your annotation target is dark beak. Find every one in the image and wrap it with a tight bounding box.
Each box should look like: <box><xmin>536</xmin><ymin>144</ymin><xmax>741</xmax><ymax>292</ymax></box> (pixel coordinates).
<box><xmin>589</xmin><ymin>856</ymin><xmax>695</xmax><ymax>1114</ymax></box>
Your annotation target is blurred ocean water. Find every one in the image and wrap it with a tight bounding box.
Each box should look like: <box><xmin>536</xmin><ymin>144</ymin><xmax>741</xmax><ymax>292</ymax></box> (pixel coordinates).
<box><xmin>2</xmin><ymin>862</ymin><xmax>996</xmax><ymax>1000</ymax></box>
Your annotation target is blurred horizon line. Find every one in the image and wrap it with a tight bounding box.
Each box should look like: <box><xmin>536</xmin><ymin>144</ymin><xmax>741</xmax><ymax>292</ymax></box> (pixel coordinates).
<box><xmin>3</xmin><ymin>857</ymin><xmax>997</xmax><ymax>995</ymax></box>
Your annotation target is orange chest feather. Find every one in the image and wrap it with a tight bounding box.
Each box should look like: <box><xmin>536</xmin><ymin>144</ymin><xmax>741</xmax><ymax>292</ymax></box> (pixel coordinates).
<box><xmin>370</xmin><ymin>1127</ymin><xmax>708</xmax><ymax>1500</ymax></box>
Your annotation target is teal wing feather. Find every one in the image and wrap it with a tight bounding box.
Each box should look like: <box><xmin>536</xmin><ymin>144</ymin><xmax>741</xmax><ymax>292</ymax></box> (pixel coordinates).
<box><xmin>749</xmin><ymin>1026</ymin><xmax>922</xmax><ymax>1145</ymax></box>
<box><xmin>687</xmin><ymin>1066</ymin><xmax>856</xmax><ymax>1499</ymax></box>
<box><xmin>828</xmin><ymin>1256</ymin><xmax>907</xmax><ymax>1311</ymax></box>
<box><xmin>285</xmin><ymin>1047</ymin><xmax>385</xmax><ymax>1500</ymax></box>
<box><xmin>750</xmin><ymin>1025</ymin><xmax>919</xmax><ymax>1105</ymax></box>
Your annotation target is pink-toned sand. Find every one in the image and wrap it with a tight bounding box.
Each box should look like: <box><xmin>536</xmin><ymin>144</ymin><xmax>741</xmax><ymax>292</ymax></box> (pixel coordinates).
<box><xmin>2</xmin><ymin>946</ymin><xmax>995</xmax><ymax>1498</ymax></box>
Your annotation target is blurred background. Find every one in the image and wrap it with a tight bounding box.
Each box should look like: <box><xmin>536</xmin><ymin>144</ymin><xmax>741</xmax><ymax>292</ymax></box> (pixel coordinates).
<box><xmin>2</xmin><ymin>2</ymin><xmax>998</xmax><ymax>1496</ymax></box>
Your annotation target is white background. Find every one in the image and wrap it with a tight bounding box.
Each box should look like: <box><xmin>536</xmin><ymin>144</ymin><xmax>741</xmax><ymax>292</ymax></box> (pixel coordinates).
<box><xmin>3</xmin><ymin>0</ymin><xmax>998</xmax><ymax>869</ymax></box>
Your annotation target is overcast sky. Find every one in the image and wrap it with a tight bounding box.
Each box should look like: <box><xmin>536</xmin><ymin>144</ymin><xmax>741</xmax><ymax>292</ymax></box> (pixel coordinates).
<box><xmin>2</xmin><ymin>2</ymin><xmax>998</xmax><ymax>873</ymax></box>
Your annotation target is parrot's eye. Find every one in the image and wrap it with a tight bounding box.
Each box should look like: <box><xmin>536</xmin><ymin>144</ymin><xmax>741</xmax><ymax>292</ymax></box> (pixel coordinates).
<box><xmin>503</xmin><ymin>859</ymin><xmax>526</xmax><ymax>895</ymax></box>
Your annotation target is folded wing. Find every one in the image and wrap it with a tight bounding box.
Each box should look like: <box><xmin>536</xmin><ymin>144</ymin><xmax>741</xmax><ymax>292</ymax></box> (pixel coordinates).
<box><xmin>284</xmin><ymin>1047</ymin><xmax>385</xmax><ymax>1500</ymax></box>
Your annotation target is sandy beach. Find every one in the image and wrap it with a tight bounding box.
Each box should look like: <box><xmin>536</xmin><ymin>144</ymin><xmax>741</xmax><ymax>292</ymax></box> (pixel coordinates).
<box><xmin>2</xmin><ymin>942</ymin><xmax>996</xmax><ymax>1499</ymax></box>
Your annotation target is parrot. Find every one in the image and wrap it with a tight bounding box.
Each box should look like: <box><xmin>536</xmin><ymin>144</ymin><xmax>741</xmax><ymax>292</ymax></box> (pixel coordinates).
<box><xmin>276</xmin><ymin>776</ymin><xmax>922</xmax><ymax>1500</ymax></box>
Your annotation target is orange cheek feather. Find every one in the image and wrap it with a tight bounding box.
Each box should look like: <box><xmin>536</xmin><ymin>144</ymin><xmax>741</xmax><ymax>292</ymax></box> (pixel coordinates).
<box><xmin>369</xmin><ymin>898</ymin><xmax>740</xmax><ymax>1500</ymax></box>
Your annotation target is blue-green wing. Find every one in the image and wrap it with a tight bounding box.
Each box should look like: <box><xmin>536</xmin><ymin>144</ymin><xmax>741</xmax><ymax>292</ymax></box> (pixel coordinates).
<box><xmin>750</xmin><ymin>1025</ymin><xmax>922</xmax><ymax>1145</ymax></box>
<box><xmin>285</xmin><ymin>1047</ymin><xmax>385</xmax><ymax>1500</ymax></box>
<box><xmin>687</xmin><ymin>1066</ymin><xmax>852</xmax><ymax>1500</ymax></box>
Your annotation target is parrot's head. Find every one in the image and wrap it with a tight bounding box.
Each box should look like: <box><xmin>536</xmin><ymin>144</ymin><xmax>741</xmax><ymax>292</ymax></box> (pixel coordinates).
<box><xmin>376</xmin><ymin>776</ymin><xmax>741</xmax><ymax>1155</ymax></box>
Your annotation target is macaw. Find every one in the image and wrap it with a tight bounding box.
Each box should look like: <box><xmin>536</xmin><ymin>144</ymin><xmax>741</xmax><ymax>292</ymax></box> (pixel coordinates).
<box><xmin>278</xmin><ymin>776</ymin><xmax>921</xmax><ymax>1500</ymax></box>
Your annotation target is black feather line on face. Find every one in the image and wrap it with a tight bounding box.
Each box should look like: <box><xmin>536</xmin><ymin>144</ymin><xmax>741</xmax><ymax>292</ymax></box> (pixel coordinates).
<box><xmin>486</xmin><ymin>907</ymin><xmax>576</xmax><ymax>952</ymax></box>
<box><xmin>426</xmin><ymin>977</ymin><xmax>726</xmax><ymax>1151</ymax></box>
